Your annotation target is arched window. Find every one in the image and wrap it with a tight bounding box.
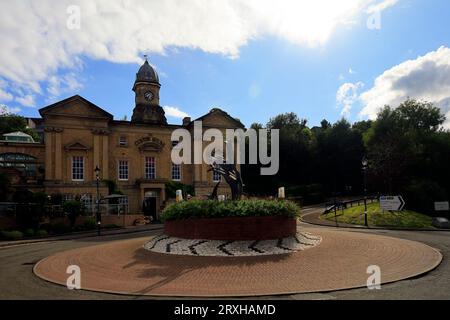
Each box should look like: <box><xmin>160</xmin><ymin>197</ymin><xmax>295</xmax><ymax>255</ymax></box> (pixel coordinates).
<box><xmin>0</xmin><ymin>153</ymin><xmax>38</xmax><ymax>176</ymax></box>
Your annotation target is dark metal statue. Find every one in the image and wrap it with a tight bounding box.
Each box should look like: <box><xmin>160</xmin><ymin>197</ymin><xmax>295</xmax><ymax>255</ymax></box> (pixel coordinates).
<box><xmin>208</xmin><ymin>155</ymin><xmax>243</xmax><ymax>200</ymax></box>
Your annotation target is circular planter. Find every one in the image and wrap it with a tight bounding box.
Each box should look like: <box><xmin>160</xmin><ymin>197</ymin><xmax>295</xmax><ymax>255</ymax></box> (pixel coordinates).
<box><xmin>164</xmin><ymin>216</ymin><xmax>297</xmax><ymax>240</ymax></box>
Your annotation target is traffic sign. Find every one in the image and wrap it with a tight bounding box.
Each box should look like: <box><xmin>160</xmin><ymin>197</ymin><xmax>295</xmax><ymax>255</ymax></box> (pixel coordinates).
<box><xmin>434</xmin><ymin>201</ymin><xmax>449</xmax><ymax>211</ymax></box>
<box><xmin>380</xmin><ymin>196</ymin><xmax>405</xmax><ymax>211</ymax></box>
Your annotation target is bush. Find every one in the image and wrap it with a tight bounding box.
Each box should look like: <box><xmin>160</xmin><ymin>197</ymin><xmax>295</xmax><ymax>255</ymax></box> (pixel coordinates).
<box><xmin>23</xmin><ymin>228</ymin><xmax>35</xmax><ymax>237</ymax></box>
<box><xmin>404</xmin><ymin>180</ymin><xmax>448</xmax><ymax>216</ymax></box>
<box><xmin>1</xmin><ymin>230</ymin><xmax>24</xmax><ymax>241</ymax></box>
<box><xmin>63</xmin><ymin>200</ymin><xmax>84</xmax><ymax>228</ymax></box>
<box><xmin>35</xmin><ymin>230</ymin><xmax>48</xmax><ymax>237</ymax></box>
<box><xmin>161</xmin><ymin>199</ymin><xmax>300</xmax><ymax>221</ymax></box>
<box><xmin>165</xmin><ymin>181</ymin><xmax>195</xmax><ymax>199</ymax></box>
<box><xmin>81</xmin><ymin>218</ymin><xmax>97</xmax><ymax>230</ymax></box>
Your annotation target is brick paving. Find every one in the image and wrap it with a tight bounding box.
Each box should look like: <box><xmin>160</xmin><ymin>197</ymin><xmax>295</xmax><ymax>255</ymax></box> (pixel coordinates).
<box><xmin>33</xmin><ymin>227</ymin><xmax>442</xmax><ymax>297</ymax></box>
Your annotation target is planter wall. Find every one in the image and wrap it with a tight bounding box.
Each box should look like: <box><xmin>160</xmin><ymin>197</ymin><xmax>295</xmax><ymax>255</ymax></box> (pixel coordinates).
<box><xmin>164</xmin><ymin>216</ymin><xmax>297</xmax><ymax>240</ymax></box>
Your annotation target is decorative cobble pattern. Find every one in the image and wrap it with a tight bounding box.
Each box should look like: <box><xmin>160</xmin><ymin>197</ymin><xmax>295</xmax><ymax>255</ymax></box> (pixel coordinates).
<box><xmin>143</xmin><ymin>232</ymin><xmax>322</xmax><ymax>256</ymax></box>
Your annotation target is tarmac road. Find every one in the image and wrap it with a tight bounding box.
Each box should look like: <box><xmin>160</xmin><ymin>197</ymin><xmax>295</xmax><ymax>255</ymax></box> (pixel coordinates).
<box><xmin>0</xmin><ymin>208</ymin><xmax>449</xmax><ymax>300</ymax></box>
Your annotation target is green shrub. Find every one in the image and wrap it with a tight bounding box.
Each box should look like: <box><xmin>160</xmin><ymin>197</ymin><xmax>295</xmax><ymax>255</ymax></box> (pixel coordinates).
<box><xmin>23</xmin><ymin>228</ymin><xmax>35</xmax><ymax>237</ymax></box>
<box><xmin>165</xmin><ymin>181</ymin><xmax>195</xmax><ymax>199</ymax></box>
<box><xmin>1</xmin><ymin>230</ymin><xmax>24</xmax><ymax>241</ymax></box>
<box><xmin>81</xmin><ymin>218</ymin><xmax>97</xmax><ymax>230</ymax></box>
<box><xmin>161</xmin><ymin>199</ymin><xmax>300</xmax><ymax>221</ymax></box>
<box><xmin>35</xmin><ymin>230</ymin><xmax>48</xmax><ymax>237</ymax></box>
<box><xmin>63</xmin><ymin>200</ymin><xmax>84</xmax><ymax>228</ymax></box>
<box><xmin>404</xmin><ymin>180</ymin><xmax>448</xmax><ymax>216</ymax></box>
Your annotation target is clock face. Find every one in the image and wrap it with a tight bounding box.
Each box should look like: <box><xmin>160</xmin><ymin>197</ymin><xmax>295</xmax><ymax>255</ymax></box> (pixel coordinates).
<box><xmin>144</xmin><ymin>91</ymin><xmax>154</xmax><ymax>101</ymax></box>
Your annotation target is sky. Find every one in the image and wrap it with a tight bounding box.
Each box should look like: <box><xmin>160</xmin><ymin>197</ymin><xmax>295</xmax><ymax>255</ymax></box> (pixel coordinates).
<box><xmin>0</xmin><ymin>0</ymin><xmax>449</xmax><ymax>128</ymax></box>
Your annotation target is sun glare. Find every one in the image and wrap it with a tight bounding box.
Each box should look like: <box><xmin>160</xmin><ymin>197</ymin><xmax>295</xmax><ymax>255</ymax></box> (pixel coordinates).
<box><xmin>249</xmin><ymin>0</ymin><xmax>365</xmax><ymax>45</ymax></box>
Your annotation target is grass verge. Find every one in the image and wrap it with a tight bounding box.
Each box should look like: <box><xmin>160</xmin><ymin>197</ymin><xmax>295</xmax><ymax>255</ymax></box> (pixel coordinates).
<box><xmin>321</xmin><ymin>202</ymin><xmax>434</xmax><ymax>229</ymax></box>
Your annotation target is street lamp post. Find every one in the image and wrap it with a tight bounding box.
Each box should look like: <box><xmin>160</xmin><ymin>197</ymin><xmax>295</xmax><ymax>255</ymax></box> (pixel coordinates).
<box><xmin>95</xmin><ymin>165</ymin><xmax>101</xmax><ymax>236</ymax></box>
<box><xmin>362</xmin><ymin>157</ymin><xmax>368</xmax><ymax>227</ymax></box>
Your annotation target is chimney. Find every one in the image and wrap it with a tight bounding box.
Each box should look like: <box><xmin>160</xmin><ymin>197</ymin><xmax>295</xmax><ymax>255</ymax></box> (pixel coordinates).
<box><xmin>182</xmin><ymin>117</ymin><xmax>191</xmax><ymax>126</ymax></box>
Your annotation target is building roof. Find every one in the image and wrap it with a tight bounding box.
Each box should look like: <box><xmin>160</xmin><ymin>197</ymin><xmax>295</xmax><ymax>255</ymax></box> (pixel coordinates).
<box><xmin>135</xmin><ymin>58</ymin><xmax>160</xmax><ymax>84</ymax></box>
<box><xmin>2</xmin><ymin>131</ymin><xmax>35</xmax><ymax>143</ymax></box>
<box><xmin>3</xmin><ymin>131</ymin><xmax>33</xmax><ymax>137</ymax></box>
<box><xmin>191</xmin><ymin>108</ymin><xmax>245</xmax><ymax>128</ymax></box>
<box><xmin>39</xmin><ymin>95</ymin><xmax>113</xmax><ymax>120</ymax></box>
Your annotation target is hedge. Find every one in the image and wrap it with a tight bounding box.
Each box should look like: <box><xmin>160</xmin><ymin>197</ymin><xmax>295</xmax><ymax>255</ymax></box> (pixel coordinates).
<box><xmin>161</xmin><ymin>199</ymin><xmax>300</xmax><ymax>221</ymax></box>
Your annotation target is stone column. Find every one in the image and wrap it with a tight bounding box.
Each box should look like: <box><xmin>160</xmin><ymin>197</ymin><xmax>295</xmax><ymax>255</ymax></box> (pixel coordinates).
<box><xmin>92</xmin><ymin>129</ymin><xmax>110</xmax><ymax>180</ymax></box>
<box><xmin>194</xmin><ymin>164</ymin><xmax>201</xmax><ymax>182</ymax></box>
<box><xmin>54</xmin><ymin>129</ymin><xmax>63</xmax><ymax>180</ymax></box>
<box><xmin>44</xmin><ymin>128</ymin><xmax>53</xmax><ymax>181</ymax></box>
<box><xmin>102</xmin><ymin>134</ymin><xmax>109</xmax><ymax>179</ymax></box>
<box><xmin>93</xmin><ymin>134</ymin><xmax>100</xmax><ymax>174</ymax></box>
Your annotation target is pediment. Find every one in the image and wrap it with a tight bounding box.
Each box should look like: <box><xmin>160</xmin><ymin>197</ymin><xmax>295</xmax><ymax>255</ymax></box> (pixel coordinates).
<box><xmin>64</xmin><ymin>141</ymin><xmax>91</xmax><ymax>151</ymax></box>
<box><xmin>194</xmin><ymin>108</ymin><xmax>245</xmax><ymax>129</ymax></box>
<box><xmin>39</xmin><ymin>95</ymin><xmax>113</xmax><ymax>120</ymax></box>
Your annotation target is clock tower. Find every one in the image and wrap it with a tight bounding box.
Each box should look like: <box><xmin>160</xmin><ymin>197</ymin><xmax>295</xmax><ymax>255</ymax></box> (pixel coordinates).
<box><xmin>131</xmin><ymin>57</ymin><xmax>167</xmax><ymax>125</ymax></box>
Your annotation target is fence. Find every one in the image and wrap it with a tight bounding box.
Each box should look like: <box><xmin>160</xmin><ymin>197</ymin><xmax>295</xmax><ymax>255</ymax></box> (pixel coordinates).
<box><xmin>324</xmin><ymin>196</ymin><xmax>379</xmax><ymax>214</ymax></box>
<box><xmin>0</xmin><ymin>202</ymin><xmax>130</xmax><ymax>218</ymax></box>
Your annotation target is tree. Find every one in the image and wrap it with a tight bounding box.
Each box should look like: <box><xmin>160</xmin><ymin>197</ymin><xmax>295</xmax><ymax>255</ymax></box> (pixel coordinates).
<box><xmin>364</xmin><ymin>99</ymin><xmax>448</xmax><ymax>212</ymax></box>
<box><xmin>63</xmin><ymin>200</ymin><xmax>84</xmax><ymax>229</ymax></box>
<box><xmin>0</xmin><ymin>108</ymin><xmax>40</xmax><ymax>142</ymax></box>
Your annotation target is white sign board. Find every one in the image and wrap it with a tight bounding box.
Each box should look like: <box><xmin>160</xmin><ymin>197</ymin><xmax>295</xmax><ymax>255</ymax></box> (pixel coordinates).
<box><xmin>380</xmin><ymin>196</ymin><xmax>405</xmax><ymax>211</ymax></box>
<box><xmin>434</xmin><ymin>201</ymin><xmax>449</xmax><ymax>211</ymax></box>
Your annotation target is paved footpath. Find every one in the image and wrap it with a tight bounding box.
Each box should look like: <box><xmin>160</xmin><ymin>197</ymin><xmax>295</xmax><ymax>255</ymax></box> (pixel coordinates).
<box><xmin>0</xmin><ymin>224</ymin><xmax>163</xmax><ymax>248</ymax></box>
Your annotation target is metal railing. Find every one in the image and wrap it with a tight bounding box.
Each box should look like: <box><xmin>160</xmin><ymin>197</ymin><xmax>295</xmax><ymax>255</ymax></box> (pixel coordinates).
<box><xmin>324</xmin><ymin>196</ymin><xmax>379</xmax><ymax>214</ymax></box>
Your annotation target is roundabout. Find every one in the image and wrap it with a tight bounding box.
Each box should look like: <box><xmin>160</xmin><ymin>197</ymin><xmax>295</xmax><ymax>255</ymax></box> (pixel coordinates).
<box><xmin>33</xmin><ymin>227</ymin><xmax>442</xmax><ymax>297</ymax></box>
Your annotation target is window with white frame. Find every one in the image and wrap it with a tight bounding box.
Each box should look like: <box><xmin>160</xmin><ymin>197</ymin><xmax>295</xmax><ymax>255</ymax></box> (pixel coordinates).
<box><xmin>63</xmin><ymin>194</ymin><xmax>75</xmax><ymax>202</ymax></box>
<box><xmin>119</xmin><ymin>136</ymin><xmax>127</xmax><ymax>147</ymax></box>
<box><xmin>119</xmin><ymin>196</ymin><xmax>129</xmax><ymax>213</ymax></box>
<box><xmin>80</xmin><ymin>194</ymin><xmax>93</xmax><ymax>211</ymax></box>
<box><xmin>72</xmin><ymin>156</ymin><xmax>84</xmax><ymax>181</ymax></box>
<box><xmin>171</xmin><ymin>163</ymin><xmax>181</xmax><ymax>181</ymax></box>
<box><xmin>213</xmin><ymin>170</ymin><xmax>221</xmax><ymax>182</ymax></box>
<box><xmin>144</xmin><ymin>157</ymin><xmax>156</xmax><ymax>179</ymax></box>
<box><xmin>118</xmin><ymin>160</ymin><xmax>129</xmax><ymax>181</ymax></box>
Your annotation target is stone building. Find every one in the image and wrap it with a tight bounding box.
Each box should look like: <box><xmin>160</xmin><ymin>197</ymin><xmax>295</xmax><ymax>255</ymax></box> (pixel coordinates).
<box><xmin>0</xmin><ymin>58</ymin><xmax>244</xmax><ymax>217</ymax></box>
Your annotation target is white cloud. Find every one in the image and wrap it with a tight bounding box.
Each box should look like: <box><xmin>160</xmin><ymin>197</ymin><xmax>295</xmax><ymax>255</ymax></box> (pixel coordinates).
<box><xmin>46</xmin><ymin>73</ymin><xmax>84</xmax><ymax>103</ymax></box>
<box><xmin>0</xmin><ymin>79</ymin><xmax>13</xmax><ymax>102</ymax></box>
<box><xmin>337</xmin><ymin>82</ymin><xmax>364</xmax><ymax>116</ymax></box>
<box><xmin>359</xmin><ymin>46</ymin><xmax>450</xmax><ymax>128</ymax></box>
<box><xmin>15</xmin><ymin>94</ymin><xmax>36</xmax><ymax>108</ymax></box>
<box><xmin>0</xmin><ymin>0</ymin><xmax>399</xmax><ymax>107</ymax></box>
<box><xmin>163</xmin><ymin>106</ymin><xmax>189</xmax><ymax>119</ymax></box>
<box><xmin>366</xmin><ymin>0</ymin><xmax>398</xmax><ymax>14</ymax></box>
<box><xmin>0</xmin><ymin>88</ymin><xmax>13</xmax><ymax>102</ymax></box>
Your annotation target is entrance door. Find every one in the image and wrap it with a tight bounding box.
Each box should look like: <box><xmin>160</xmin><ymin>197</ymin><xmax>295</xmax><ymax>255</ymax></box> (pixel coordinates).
<box><xmin>143</xmin><ymin>191</ymin><xmax>158</xmax><ymax>221</ymax></box>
